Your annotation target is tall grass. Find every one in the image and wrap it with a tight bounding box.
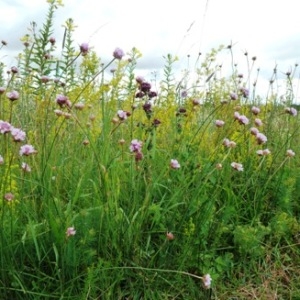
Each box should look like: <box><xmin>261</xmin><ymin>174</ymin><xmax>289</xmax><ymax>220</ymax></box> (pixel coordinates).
<box><xmin>0</xmin><ymin>1</ymin><xmax>300</xmax><ymax>299</ymax></box>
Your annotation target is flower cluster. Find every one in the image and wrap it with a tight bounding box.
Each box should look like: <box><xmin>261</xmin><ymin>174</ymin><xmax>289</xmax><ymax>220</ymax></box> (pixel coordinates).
<box><xmin>129</xmin><ymin>139</ymin><xmax>143</xmax><ymax>162</ymax></box>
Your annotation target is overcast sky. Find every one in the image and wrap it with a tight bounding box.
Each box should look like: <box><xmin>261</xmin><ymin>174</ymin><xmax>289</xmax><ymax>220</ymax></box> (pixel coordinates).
<box><xmin>1</xmin><ymin>0</ymin><xmax>300</xmax><ymax>96</ymax></box>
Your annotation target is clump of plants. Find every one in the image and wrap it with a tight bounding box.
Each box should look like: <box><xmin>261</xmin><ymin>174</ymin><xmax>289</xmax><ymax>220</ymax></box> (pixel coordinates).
<box><xmin>0</xmin><ymin>1</ymin><xmax>299</xmax><ymax>299</ymax></box>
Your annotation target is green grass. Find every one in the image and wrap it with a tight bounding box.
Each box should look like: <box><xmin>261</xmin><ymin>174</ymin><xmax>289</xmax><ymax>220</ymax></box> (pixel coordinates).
<box><xmin>0</xmin><ymin>1</ymin><xmax>300</xmax><ymax>299</ymax></box>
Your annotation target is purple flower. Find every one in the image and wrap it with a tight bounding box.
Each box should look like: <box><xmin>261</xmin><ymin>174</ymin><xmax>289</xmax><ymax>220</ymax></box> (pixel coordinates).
<box><xmin>256</xmin><ymin>132</ymin><xmax>267</xmax><ymax>144</ymax></box>
<box><xmin>56</xmin><ymin>94</ymin><xmax>69</xmax><ymax>107</ymax></box>
<box><xmin>129</xmin><ymin>139</ymin><xmax>142</xmax><ymax>153</ymax></box>
<box><xmin>4</xmin><ymin>192</ymin><xmax>14</xmax><ymax>202</ymax></box>
<box><xmin>0</xmin><ymin>155</ymin><xmax>3</xmax><ymax>165</ymax></box>
<box><xmin>140</xmin><ymin>82</ymin><xmax>151</xmax><ymax>93</ymax></box>
<box><xmin>230</xmin><ymin>92</ymin><xmax>238</xmax><ymax>100</ymax></box>
<box><xmin>11</xmin><ymin>66</ymin><xmax>19</xmax><ymax>74</ymax></box>
<box><xmin>6</xmin><ymin>90</ymin><xmax>19</xmax><ymax>101</ymax></box>
<box><xmin>117</xmin><ymin>110</ymin><xmax>128</xmax><ymax>121</ymax></box>
<box><xmin>254</xmin><ymin>118</ymin><xmax>263</xmax><ymax>127</ymax></box>
<box><xmin>21</xmin><ymin>162</ymin><xmax>31</xmax><ymax>172</ymax></box>
<box><xmin>250</xmin><ymin>127</ymin><xmax>259</xmax><ymax>136</ymax></box>
<box><xmin>285</xmin><ymin>107</ymin><xmax>297</xmax><ymax>116</ymax></box>
<box><xmin>11</xmin><ymin>127</ymin><xmax>26</xmax><ymax>142</ymax></box>
<box><xmin>0</xmin><ymin>120</ymin><xmax>12</xmax><ymax>134</ymax></box>
<box><xmin>202</xmin><ymin>274</ymin><xmax>212</xmax><ymax>289</ymax></box>
<box><xmin>251</xmin><ymin>106</ymin><xmax>260</xmax><ymax>115</ymax></box>
<box><xmin>19</xmin><ymin>144</ymin><xmax>36</xmax><ymax>156</ymax></box>
<box><xmin>237</xmin><ymin>114</ymin><xmax>249</xmax><ymax>125</ymax></box>
<box><xmin>170</xmin><ymin>159</ymin><xmax>180</xmax><ymax>169</ymax></box>
<box><xmin>286</xmin><ymin>149</ymin><xmax>295</xmax><ymax>157</ymax></box>
<box><xmin>240</xmin><ymin>87</ymin><xmax>249</xmax><ymax>98</ymax></box>
<box><xmin>80</xmin><ymin>43</ymin><xmax>89</xmax><ymax>56</ymax></box>
<box><xmin>257</xmin><ymin>149</ymin><xmax>271</xmax><ymax>156</ymax></box>
<box><xmin>0</xmin><ymin>87</ymin><xmax>6</xmax><ymax>94</ymax></box>
<box><xmin>113</xmin><ymin>47</ymin><xmax>125</xmax><ymax>60</ymax></box>
<box><xmin>215</xmin><ymin>120</ymin><xmax>225</xmax><ymax>127</ymax></box>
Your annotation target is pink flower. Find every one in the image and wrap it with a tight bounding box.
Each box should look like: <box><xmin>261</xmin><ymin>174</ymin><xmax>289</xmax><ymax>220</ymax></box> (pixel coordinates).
<box><xmin>56</xmin><ymin>94</ymin><xmax>69</xmax><ymax>107</ymax></box>
<box><xmin>129</xmin><ymin>139</ymin><xmax>142</xmax><ymax>153</ymax></box>
<box><xmin>231</xmin><ymin>162</ymin><xmax>243</xmax><ymax>171</ymax></box>
<box><xmin>202</xmin><ymin>274</ymin><xmax>212</xmax><ymax>289</ymax></box>
<box><xmin>230</xmin><ymin>92</ymin><xmax>238</xmax><ymax>100</ymax></box>
<box><xmin>19</xmin><ymin>144</ymin><xmax>36</xmax><ymax>156</ymax></box>
<box><xmin>215</xmin><ymin>120</ymin><xmax>225</xmax><ymax>127</ymax></box>
<box><xmin>286</xmin><ymin>149</ymin><xmax>295</xmax><ymax>157</ymax></box>
<box><xmin>113</xmin><ymin>47</ymin><xmax>125</xmax><ymax>60</ymax></box>
<box><xmin>0</xmin><ymin>155</ymin><xmax>3</xmax><ymax>164</ymax></box>
<box><xmin>80</xmin><ymin>43</ymin><xmax>89</xmax><ymax>56</ymax></box>
<box><xmin>66</xmin><ymin>227</ymin><xmax>76</xmax><ymax>237</ymax></box>
<box><xmin>117</xmin><ymin>110</ymin><xmax>128</xmax><ymax>121</ymax></box>
<box><xmin>254</xmin><ymin>118</ymin><xmax>263</xmax><ymax>127</ymax></box>
<box><xmin>166</xmin><ymin>232</ymin><xmax>175</xmax><ymax>240</ymax></box>
<box><xmin>223</xmin><ymin>138</ymin><xmax>236</xmax><ymax>148</ymax></box>
<box><xmin>4</xmin><ymin>192</ymin><xmax>14</xmax><ymax>202</ymax></box>
<box><xmin>250</xmin><ymin>127</ymin><xmax>259</xmax><ymax>136</ymax></box>
<box><xmin>237</xmin><ymin>114</ymin><xmax>249</xmax><ymax>125</ymax></box>
<box><xmin>11</xmin><ymin>127</ymin><xmax>26</xmax><ymax>142</ymax></box>
<box><xmin>21</xmin><ymin>162</ymin><xmax>31</xmax><ymax>172</ymax></box>
<box><xmin>0</xmin><ymin>120</ymin><xmax>12</xmax><ymax>133</ymax></box>
<box><xmin>256</xmin><ymin>133</ymin><xmax>267</xmax><ymax>144</ymax></box>
<box><xmin>257</xmin><ymin>149</ymin><xmax>271</xmax><ymax>156</ymax></box>
<box><xmin>6</xmin><ymin>90</ymin><xmax>19</xmax><ymax>101</ymax></box>
<box><xmin>251</xmin><ymin>106</ymin><xmax>260</xmax><ymax>115</ymax></box>
<box><xmin>170</xmin><ymin>159</ymin><xmax>180</xmax><ymax>169</ymax></box>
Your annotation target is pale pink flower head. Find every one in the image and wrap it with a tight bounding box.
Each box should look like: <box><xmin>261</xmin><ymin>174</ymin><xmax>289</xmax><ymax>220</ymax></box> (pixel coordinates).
<box><xmin>21</xmin><ymin>162</ymin><xmax>31</xmax><ymax>172</ymax></box>
<box><xmin>74</xmin><ymin>102</ymin><xmax>85</xmax><ymax>110</ymax></box>
<box><xmin>170</xmin><ymin>159</ymin><xmax>180</xmax><ymax>169</ymax></box>
<box><xmin>285</xmin><ymin>107</ymin><xmax>297</xmax><ymax>116</ymax></box>
<box><xmin>256</xmin><ymin>132</ymin><xmax>267</xmax><ymax>145</ymax></box>
<box><xmin>202</xmin><ymin>274</ymin><xmax>212</xmax><ymax>289</ymax></box>
<box><xmin>11</xmin><ymin>127</ymin><xmax>26</xmax><ymax>142</ymax></box>
<box><xmin>215</xmin><ymin>120</ymin><xmax>225</xmax><ymax>127</ymax></box>
<box><xmin>286</xmin><ymin>149</ymin><xmax>295</xmax><ymax>157</ymax></box>
<box><xmin>0</xmin><ymin>87</ymin><xmax>6</xmax><ymax>94</ymax></box>
<box><xmin>66</xmin><ymin>227</ymin><xmax>76</xmax><ymax>237</ymax></box>
<box><xmin>56</xmin><ymin>94</ymin><xmax>69</xmax><ymax>107</ymax></box>
<box><xmin>166</xmin><ymin>231</ymin><xmax>175</xmax><ymax>240</ymax></box>
<box><xmin>257</xmin><ymin>149</ymin><xmax>271</xmax><ymax>156</ymax></box>
<box><xmin>129</xmin><ymin>139</ymin><xmax>142</xmax><ymax>153</ymax></box>
<box><xmin>250</xmin><ymin>127</ymin><xmax>259</xmax><ymax>136</ymax></box>
<box><xmin>79</xmin><ymin>43</ymin><xmax>89</xmax><ymax>56</ymax></box>
<box><xmin>6</xmin><ymin>90</ymin><xmax>19</xmax><ymax>101</ymax></box>
<box><xmin>230</xmin><ymin>92</ymin><xmax>238</xmax><ymax>100</ymax></box>
<box><xmin>251</xmin><ymin>106</ymin><xmax>260</xmax><ymax>115</ymax></box>
<box><xmin>0</xmin><ymin>155</ymin><xmax>3</xmax><ymax>164</ymax></box>
<box><xmin>231</xmin><ymin>162</ymin><xmax>244</xmax><ymax>171</ymax></box>
<box><xmin>254</xmin><ymin>118</ymin><xmax>263</xmax><ymax>127</ymax></box>
<box><xmin>0</xmin><ymin>120</ymin><xmax>12</xmax><ymax>134</ymax></box>
<box><xmin>223</xmin><ymin>138</ymin><xmax>236</xmax><ymax>148</ymax></box>
<box><xmin>237</xmin><ymin>114</ymin><xmax>249</xmax><ymax>125</ymax></box>
<box><xmin>113</xmin><ymin>47</ymin><xmax>125</xmax><ymax>60</ymax></box>
<box><xmin>19</xmin><ymin>144</ymin><xmax>36</xmax><ymax>156</ymax></box>
<box><xmin>117</xmin><ymin>110</ymin><xmax>128</xmax><ymax>121</ymax></box>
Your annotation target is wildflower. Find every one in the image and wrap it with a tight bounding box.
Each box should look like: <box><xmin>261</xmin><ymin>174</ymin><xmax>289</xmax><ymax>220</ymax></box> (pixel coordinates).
<box><xmin>0</xmin><ymin>120</ymin><xmax>12</xmax><ymax>133</ymax></box>
<box><xmin>231</xmin><ymin>162</ymin><xmax>244</xmax><ymax>171</ymax></box>
<box><xmin>135</xmin><ymin>76</ymin><xmax>145</xmax><ymax>84</ymax></box>
<box><xmin>54</xmin><ymin>109</ymin><xmax>64</xmax><ymax>116</ymax></box>
<box><xmin>21</xmin><ymin>162</ymin><xmax>31</xmax><ymax>172</ymax></box>
<box><xmin>148</xmin><ymin>91</ymin><xmax>157</xmax><ymax>98</ymax></box>
<box><xmin>49</xmin><ymin>36</ymin><xmax>56</xmax><ymax>45</ymax></box>
<box><xmin>1</xmin><ymin>40</ymin><xmax>7</xmax><ymax>46</ymax></box>
<box><xmin>170</xmin><ymin>159</ymin><xmax>180</xmax><ymax>169</ymax></box>
<box><xmin>0</xmin><ymin>87</ymin><xmax>5</xmax><ymax>94</ymax></box>
<box><xmin>251</xmin><ymin>106</ymin><xmax>260</xmax><ymax>115</ymax></box>
<box><xmin>202</xmin><ymin>274</ymin><xmax>212</xmax><ymax>289</ymax></box>
<box><xmin>118</xmin><ymin>138</ymin><xmax>125</xmax><ymax>145</ymax></box>
<box><xmin>140</xmin><ymin>82</ymin><xmax>151</xmax><ymax>93</ymax></box>
<box><xmin>240</xmin><ymin>87</ymin><xmax>249</xmax><ymax>98</ymax></box>
<box><xmin>286</xmin><ymin>149</ymin><xmax>295</xmax><ymax>157</ymax></box>
<box><xmin>230</xmin><ymin>92</ymin><xmax>238</xmax><ymax>100</ymax></box>
<box><xmin>237</xmin><ymin>114</ymin><xmax>249</xmax><ymax>125</ymax></box>
<box><xmin>117</xmin><ymin>110</ymin><xmax>128</xmax><ymax>121</ymax></box>
<box><xmin>166</xmin><ymin>232</ymin><xmax>175</xmax><ymax>240</ymax></box>
<box><xmin>40</xmin><ymin>75</ymin><xmax>51</xmax><ymax>83</ymax></box>
<box><xmin>11</xmin><ymin>127</ymin><xmax>26</xmax><ymax>142</ymax></box>
<box><xmin>285</xmin><ymin>107</ymin><xmax>298</xmax><ymax>116</ymax></box>
<box><xmin>256</xmin><ymin>132</ymin><xmax>267</xmax><ymax>144</ymax></box>
<box><xmin>250</xmin><ymin>127</ymin><xmax>259</xmax><ymax>136</ymax></box>
<box><xmin>0</xmin><ymin>155</ymin><xmax>3</xmax><ymax>164</ymax></box>
<box><xmin>4</xmin><ymin>192</ymin><xmax>14</xmax><ymax>202</ymax></box>
<box><xmin>257</xmin><ymin>149</ymin><xmax>271</xmax><ymax>156</ymax></box>
<box><xmin>254</xmin><ymin>118</ymin><xmax>263</xmax><ymax>127</ymax></box>
<box><xmin>216</xmin><ymin>163</ymin><xmax>222</xmax><ymax>170</ymax></box>
<box><xmin>152</xmin><ymin>118</ymin><xmax>161</xmax><ymax>127</ymax></box>
<box><xmin>192</xmin><ymin>98</ymin><xmax>201</xmax><ymax>106</ymax></box>
<box><xmin>56</xmin><ymin>94</ymin><xmax>68</xmax><ymax>107</ymax></box>
<box><xmin>181</xmin><ymin>90</ymin><xmax>188</xmax><ymax>98</ymax></box>
<box><xmin>215</xmin><ymin>120</ymin><xmax>225</xmax><ymax>127</ymax></box>
<box><xmin>66</xmin><ymin>227</ymin><xmax>76</xmax><ymax>237</ymax></box>
<box><xmin>19</xmin><ymin>144</ymin><xmax>36</xmax><ymax>156</ymax></box>
<box><xmin>11</xmin><ymin>66</ymin><xmax>19</xmax><ymax>74</ymax></box>
<box><xmin>129</xmin><ymin>139</ymin><xmax>142</xmax><ymax>153</ymax></box>
<box><xmin>6</xmin><ymin>90</ymin><xmax>19</xmax><ymax>101</ymax></box>
<box><xmin>82</xmin><ymin>139</ymin><xmax>89</xmax><ymax>145</ymax></box>
<box><xmin>113</xmin><ymin>47</ymin><xmax>125</xmax><ymax>60</ymax></box>
<box><xmin>80</xmin><ymin>43</ymin><xmax>89</xmax><ymax>56</ymax></box>
<box><xmin>135</xmin><ymin>91</ymin><xmax>145</xmax><ymax>98</ymax></box>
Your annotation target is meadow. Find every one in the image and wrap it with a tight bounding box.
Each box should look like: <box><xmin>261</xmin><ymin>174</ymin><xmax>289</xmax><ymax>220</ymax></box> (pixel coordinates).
<box><xmin>0</xmin><ymin>1</ymin><xmax>300</xmax><ymax>299</ymax></box>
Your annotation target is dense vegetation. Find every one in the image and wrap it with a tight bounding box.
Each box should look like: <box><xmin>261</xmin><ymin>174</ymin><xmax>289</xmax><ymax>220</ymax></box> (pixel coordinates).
<box><xmin>0</xmin><ymin>1</ymin><xmax>299</xmax><ymax>299</ymax></box>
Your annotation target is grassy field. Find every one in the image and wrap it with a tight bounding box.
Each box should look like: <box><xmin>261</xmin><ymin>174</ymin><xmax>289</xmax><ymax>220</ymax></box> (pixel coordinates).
<box><xmin>0</xmin><ymin>1</ymin><xmax>300</xmax><ymax>299</ymax></box>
